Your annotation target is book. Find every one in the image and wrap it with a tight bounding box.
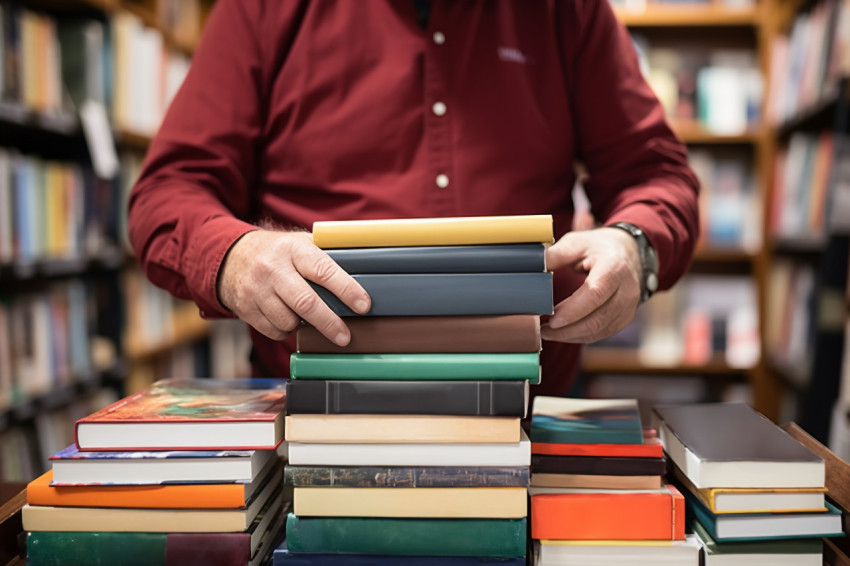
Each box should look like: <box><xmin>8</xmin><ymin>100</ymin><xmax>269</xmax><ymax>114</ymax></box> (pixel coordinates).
<box><xmin>651</xmin><ymin>403</ymin><xmax>824</xmax><ymax>488</ymax></box>
<box><xmin>325</xmin><ymin>244</ymin><xmax>546</xmax><ymax>273</ymax></box>
<box><xmin>284</xmin><ymin>465</ymin><xmax>529</xmax><ymax>488</ymax></box>
<box><xmin>311</xmin><ymin>215</ymin><xmax>554</xmax><ymax>248</ymax></box>
<box><xmin>693</xmin><ymin>519</ymin><xmax>823</xmax><ymax>565</ymax></box>
<box><xmin>285</xmin><ymin>379</ymin><xmax>528</xmax><ymax>416</ymax></box>
<box><xmin>49</xmin><ymin>444</ymin><xmax>277</xmax><ymax>485</ymax></box>
<box><xmin>26</xmin><ymin>503</ymin><xmax>288</xmax><ymax>566</ymax></box>
<box><xmin>274</xmin><ymin>544</ymin><xmax>526</xmax><ymax>566</ymax></box>
<box><xmin>285</xmin><ymin>414</ymin><xmax>520</xmax><ymax>444</ymax></box>
<box><xmin>670</xmin><ymin>465</ymin><xmax>826</xmax><ymax>513</ymax></box>
<box><xmin>296</xmin><ymin>315</ymin><xmax>541</xmax><ymax>354</ymax></box>
<box><xmin>531</xmin><ymin>454</ymin><xmax>667</xmax><ymax>476</ymax></box>
<box><xmin>23</xmin><ymin>484</ymin><xmax>283</xmax><ymax>533</ymax></box>
<box><xmin>529</xmin><ymin>485</ymin><xmax>686</xmax><ymax>540</ymax></box>
<box><xmin>530</xmin><ymin>473</ymin><xmax>662</xmax><ymax>490</ymax></box>
<box><xmin>289</xmin><ymin>353</ymin><xmax>541</xmax><ymax>383</ymax></box>
<box><xmin>530</xmin><ymin>397</ymin><xmax>643</xmax><ymax>444</ymax></box>
<box><xmin>287</xmin><ymin>429</ymin><xmax>531</xmax><ymax>467</ymax></box>
<box><xmin>74</xmin><ymin>378</ymin><xmax>287</xmax><ymax>451</ymax></box>
<box><xmin>285</xmin><ymin>514</ymin><xmax>527</xmax><ymax>557</ymax></box>
<box><xmin>27</xmin><ymin>463</ymin><xmax>280</xmax><ymax>509</ymax></box>
<box><xmin>534</xmin><ymin>535</ymin><xmax>701</xmax><ymax>565</ymax></box>
<box><xmin>292</xmin><ymin>487</ymin><xmax>527</xmax><ymax>518</ymax></box>
<box><xmin>686</xmin><ymin>489</ymin><xmax>843</xmax><ymax>541</ymax></box>
<box><xmin>310</xmin><ymin>272</ymin><xmax>554</xmax><ymax>317</ymax></box>
<box><xmin>531</xmin><ymin>437</ymin><xmax>663</xmax><ymax>458</ymax></box>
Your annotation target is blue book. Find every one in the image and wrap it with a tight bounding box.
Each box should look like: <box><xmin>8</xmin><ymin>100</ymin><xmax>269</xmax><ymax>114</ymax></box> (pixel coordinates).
<box><xmin>274</xmin><ymin>542</ymin><xmax>526</xmax><ymax>566</ymax></box>
<box><xmin>325</xmin><ymin>244</ymin><xmax>546</xmax><ymax>274</ymax></box>
<box><xmin>529</xmin><ymin>396</ymin><xmax>644</xmax><ymax>444</ymax></box>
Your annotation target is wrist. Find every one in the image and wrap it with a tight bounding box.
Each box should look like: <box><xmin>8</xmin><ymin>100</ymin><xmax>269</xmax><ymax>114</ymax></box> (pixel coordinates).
<box><xmin>607</xmin><ymin>222</ymin><xmax>659</xmax><ymax>304</ymax></box>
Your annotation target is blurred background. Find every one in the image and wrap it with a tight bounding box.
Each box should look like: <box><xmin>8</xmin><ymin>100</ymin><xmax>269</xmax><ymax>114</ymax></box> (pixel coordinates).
<box><xmin>0</xmin><ymin>0</ymin><xmax>848</xmax><ymax>482</ymax></box>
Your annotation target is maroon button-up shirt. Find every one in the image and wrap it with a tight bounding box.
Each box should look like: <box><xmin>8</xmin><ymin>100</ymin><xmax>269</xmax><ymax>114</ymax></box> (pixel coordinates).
<box><xmin>129</xmin><ymin>0</ymin><xmax>699</xmax><ymax>395</ymax></box>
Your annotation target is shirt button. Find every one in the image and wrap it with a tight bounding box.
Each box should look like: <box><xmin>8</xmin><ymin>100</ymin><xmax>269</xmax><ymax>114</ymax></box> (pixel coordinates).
<box><xmin>432</xmin><ymin>101</ymin><xmax>447</xmax><ymax>116</ymax></box>
<box><xmin>433</xmin><ymin>31</ymin><xmax>446</xmax><ymax>45</ymax></box>
<box><xmin>436</xmin><ymin>174</ymin><xmax>450</xmax><ymax>189</ymax></box>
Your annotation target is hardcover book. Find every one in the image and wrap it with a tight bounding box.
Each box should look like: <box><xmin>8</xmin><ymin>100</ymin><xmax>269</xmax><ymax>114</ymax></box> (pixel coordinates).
<box><xmin>534</xmin><ymin>535</ymin><xmax>701</xmax><ymax>565</ymax></box>
<box><xmin>651</xmin><ymin>403</ymin><xmax>824</xmax><ymax>488</ymax></box>
<box><xmin>530</xmin><ymin>473</ymin><xmax>662</xmax><ymax>490</ymax></box>
<box><xmin>49</xmin><ymin>444</ymin><xmax>277</xmax><ymax>485</ymax></box>
<box><xmin>310</xmin><ymin>272</ymin><xmax>554</xmax><ymax>317</ymax></box>
<box><xmin>693</xmin><ymin>519</ymin><xmax>823</xmax><ymax>566</ymax></box>
<box><xmin>74</xmin><ymin>378</ymin><xmax>287</xmax><ymax>451</ymax></box>
<box><xmin>284</xmin><ymin>465</ymin><xmax>529</xmax><ymax>488</ymax></box>
<box><xmin>296</xmin><ymin>315</ymin><xmax>541</xmax><ymax>354</ymax></box>
<box><xmin>311</xmin><ymin>215</ymin><xmax>554</xmax><ymax>248</ymax></box>
<box><xmin>289</xmin><ymin>353</ymin><xmax>541</xmax><ymax>383</ymax></box>
<box><xmin>285</xmin><ymin>379</ymin><xmax>528</xmax><ymax>416</ymax></box>
<box><xmin>325</xmin><ymin>244</ymin><xmax>546</xmax><ymax>273</ymax></box>
<box><xmin>530</xmin><ymin>454</ymin><xmax>667</xmax><ymax>476</ymax></box>
<box><xmin>530</xmin><ymin>397</ymin><xmax>643</xmax><ymax>444</ymax></box>
<box><xmin>274</xmin><ymin>545</ymin><xmax>526</xmax><ymax>566</ymax></box>
<box><xmin>530</xmin><ymin>437</ymin><xmax>663</xmax><ymax>458</ymax></box>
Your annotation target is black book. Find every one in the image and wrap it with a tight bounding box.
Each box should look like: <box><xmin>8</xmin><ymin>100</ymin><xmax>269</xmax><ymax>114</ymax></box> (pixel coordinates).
<box><xmin>530</xmin><ymin>455</ymin><xmax>667</xmax><ymax>476</ymax></box>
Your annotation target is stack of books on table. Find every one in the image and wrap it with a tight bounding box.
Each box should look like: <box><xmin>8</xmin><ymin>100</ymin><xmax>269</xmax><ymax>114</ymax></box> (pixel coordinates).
<box><xmin>528</xmin><ymin>396</ymin><xmax>701</xmax><ymax>565</ymax></box>
<box><xmin>277</xmin><ymin>215</ymin><xmax>554</xmax><ymax>565</ymax></box>
<box><xmin>22</xmin><ymin>378</ymin><xmax>289</xmax><ymax>566</ymax></box>
<box><xmin>653</xmin><ymin>403</ymin><xmax>843</xmax><ymax>565</ymax></box>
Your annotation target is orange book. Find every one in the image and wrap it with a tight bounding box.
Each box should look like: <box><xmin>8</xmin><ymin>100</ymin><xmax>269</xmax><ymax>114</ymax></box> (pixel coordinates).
<box><xmin>26</xmin><ymin>467</ymin><xmax>279</xmax><ymax>509</ymax></box>
<box><xmin>530</xmin><ymin>485</ymin><xmax>685</xmax><ymax>541</ymax></box>
<box><xmin>531</xmin><ymin>437</ymin><xmax>663</xmax><ymax>458</ymax></box>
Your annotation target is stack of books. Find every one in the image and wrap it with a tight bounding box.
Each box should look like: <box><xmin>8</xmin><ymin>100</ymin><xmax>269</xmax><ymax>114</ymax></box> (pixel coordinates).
<box><xmin>22</xmin><ymin>378</ymin><xmax>289</xmax><ymax>566</ymax></box>
<box><xmin>278</xmin><ymin>215</ymin><xmax>554</xmax><ymax>565</ymax></box>
<box><xmin>528</xmin><ymin>396</ymin><xmax>701</xmax><ymax>565</ymax></box>
<box><xmin>653</xmin><ymin>403</ymin><xmax>843</xmax><ymax>565</ymax></box>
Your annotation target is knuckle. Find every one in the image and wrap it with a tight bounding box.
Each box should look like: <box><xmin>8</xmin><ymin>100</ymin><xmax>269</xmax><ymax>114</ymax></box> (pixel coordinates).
<box><xmin>311</xmin><ymin>257</ymin><xmax>339</xmax><ymax>282</ymax></box>
<box><xmin>291</xmin><ymin>290</ymin><xmax>320</xmax><ymax>314</ymax></box>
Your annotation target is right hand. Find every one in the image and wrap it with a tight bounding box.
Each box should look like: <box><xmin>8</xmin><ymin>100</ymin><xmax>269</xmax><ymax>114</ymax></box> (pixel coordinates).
<box><xmin>217</xmin><ymin>229</ymin><xmax>371</xmax><ymax>346</ymax></box>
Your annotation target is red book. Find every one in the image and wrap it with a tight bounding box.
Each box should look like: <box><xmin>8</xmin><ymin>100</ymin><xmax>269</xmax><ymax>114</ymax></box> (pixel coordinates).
<box><xmin>530</xmin><ymin>484</ymin><xmax>685</xmax><ymax>540</ymax></box>
<box><xmin>75</xmin><ymin>379</ymin><xmax>286</xmax><ymax>451</ymax></box>
<box><xmin>531</xmin><ymin>436</ymin><xmax>663</xmax><ymax>458</ymax></box>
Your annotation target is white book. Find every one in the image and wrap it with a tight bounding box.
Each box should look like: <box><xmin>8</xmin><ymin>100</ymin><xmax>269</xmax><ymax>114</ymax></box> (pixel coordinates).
<box><xmin>535</xmin><ymin>535</ymin><xmax>701</xmax><ymax>565</ymax></box>
<box><xmin>287</xmin><ymin>429</ymin><xmax>530</xmax><ymax>466</ymax></box>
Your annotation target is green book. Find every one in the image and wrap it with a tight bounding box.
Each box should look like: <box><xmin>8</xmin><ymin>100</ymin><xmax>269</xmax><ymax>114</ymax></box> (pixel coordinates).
<box><xmin>289</xmin><ymin>353</ymin><xmax>540</xmax><ymax>383</ymax></box>
<box><xmin>28</xmin><ymin>532</ymin><xmax>165</xmax><ymax>566</ymax></box>
<box><xmin>285</xmin><ymin>514</ymin><xmax>527</xmax><ymax>557</ymax></box>
<box><xmin>693</xmin><ymin>520</ymin><xmax>823</xmax><ymax>556</ymax></box>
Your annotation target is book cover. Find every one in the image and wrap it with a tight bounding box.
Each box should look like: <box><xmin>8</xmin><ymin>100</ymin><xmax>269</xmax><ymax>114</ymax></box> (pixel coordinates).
<box><xmin>292</xmin><ymin>487</ymin><xmax>527</xmax><ymax>519</ymax></box>
<box><xmin>274</xmin><ymin>545</ymin><xmax>526</xmax><ymax>566</ymax></box>
<box><xmin>284</xmin><ymin>465</ymin><xmax>529</xmax><ymax>488</ymax></box>
<box><xmin>49</xmin><ymin>444</ymin><xmax>277</xmax><ymax>485</ymax></box>
<box><xmin>693</xmin><ymin>519</ymin><xmax>823</xmax><ymax>564</ymax></box>
<box><xmin>75</xmin><ymin>378</ymin><xmax>287</xmax><ymax>451</ymax></box>
<box><xmin>530</xmin><ymin>473</ymin><xmax>661</xmax><ymax>490</ymax></box>
<box><xmin>285</xmin><ymin>415</ymin><xmax>520</xmax><ymax>444</ymax></box>
<box><xmin>530</xmin><ymin>397</ymin><xmax>643</xmax><ymax>444</ymax></box>
<box><xmin>285</xmin><ymin>514</ymin><xmax>527</xmax><ymax>557</ymax></box>
<box><xmin>311</xmin><ymin>215</ymin><xmax>554</xmax><ymax>248</ymax></box>
<box><xmin>289</xmin><ymin>353</ymin><xmax>540</xmax><ymax>383</ymax></box>
<box><xmin>296</xmin><ymin>315</ymin><xmax>541</xmax><ymax>354</ymax></box>
<box><xmin>286</xmin><ymin>379</ymin><xmax>528</xmax><ymax>417</ymax></box>
<box><xmin>534</xmin><ymin>535</ymin><xmax>701</xmax><ymax>564</ymax></box>
<box><xmin>531</xmin><ymin>454</ymin><xmax>667</xmax><ymax>476</ymax></box>
<box><xmin>531</xmin><ymin>437</ymin><xmax>663</xmax><ymax>458</ymax></box>
<box><xmin>325</xmin><ymin>244</ymin><xmax>546</xmax><ymax>273</ymax></box>
<box><xmin>529</xmin><ymin>485</ymin><xmax>686</xmax><ymax>541</ymax></box>
<box><xmin>651</xmin><ymin>403</ymin><xmax>824</xmax><ymax>488</ymax></box>
<box><xmin>310</xmin><ymin>272</ymin><xmax>554</xmax><ymax>317</ymax></box>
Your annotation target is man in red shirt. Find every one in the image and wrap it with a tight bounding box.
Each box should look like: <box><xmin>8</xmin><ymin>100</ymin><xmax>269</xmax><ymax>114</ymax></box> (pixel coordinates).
<box><xmin>129</xmin><ymin>0</ymin><xmax>699</xmax><ymax>397</ymax></box>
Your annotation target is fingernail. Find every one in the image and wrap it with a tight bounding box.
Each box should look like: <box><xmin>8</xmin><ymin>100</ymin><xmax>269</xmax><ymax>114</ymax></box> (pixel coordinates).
<box><xmin>335</xmin><ymin>332</ymin><xmax>350</xmax><ymax>347</ymax></box>
<box><xmin>354</xmin><ymin>299</ymin><xmax>370</xmax><ymax>314</ymax></box>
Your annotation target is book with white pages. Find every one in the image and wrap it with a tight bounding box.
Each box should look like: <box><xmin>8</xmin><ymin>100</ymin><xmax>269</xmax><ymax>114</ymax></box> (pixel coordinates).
<box><xmin>534</xmin><ymin>535</ymin><xmax>701</xmax><ymax>565</ymax></box>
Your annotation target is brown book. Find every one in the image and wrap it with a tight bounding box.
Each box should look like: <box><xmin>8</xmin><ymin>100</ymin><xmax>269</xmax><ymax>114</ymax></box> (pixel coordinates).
<box><xmin>296</xmin><ymin>315</ymin><xmax>540</xmax><ymax>354</ymax></box>
<box><xmin>530</xmin><ymin>473</ymin><xmax>662</xmax><ymax>490</ymax></box>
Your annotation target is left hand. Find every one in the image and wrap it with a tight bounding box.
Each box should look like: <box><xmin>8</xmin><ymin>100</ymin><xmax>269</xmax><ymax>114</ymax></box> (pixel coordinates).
<box><xmin>542</xmin><ymin>227</ymin><xmax>643</xmax><ymax>343</ymax></box>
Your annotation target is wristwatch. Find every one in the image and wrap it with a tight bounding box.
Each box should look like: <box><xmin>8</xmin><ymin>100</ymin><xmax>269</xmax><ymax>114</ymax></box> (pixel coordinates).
<box><xmin>608</xmin><ymin>222</ymin><xmax>659</xmax><ymax>304</ymax></box>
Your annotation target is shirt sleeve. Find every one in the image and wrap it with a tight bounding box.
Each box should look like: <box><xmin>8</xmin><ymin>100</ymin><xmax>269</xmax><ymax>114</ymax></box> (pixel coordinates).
<box><xmin>559</xmin><ymin>0</ymin><xmax>701</xmax><ymax>289</ymax></box>
<box><xmin>127</xmin><ymin>0</ymin><xmax>266</xmax><ymax>318</ymax></box>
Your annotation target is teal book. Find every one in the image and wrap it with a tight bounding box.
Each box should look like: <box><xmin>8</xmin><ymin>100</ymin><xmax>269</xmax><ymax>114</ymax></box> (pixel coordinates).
<box><xmin>289</xmin><ymin>353</ymin><xmax>540</xmax><ymax>384</ymax></box>
<box><xmin>285</xmin><ymin>514</ymin><xmax>526</xmax><ymax>557</ymax></box>
<box><xmin>693</xmin><ymin>520</ymin><xmax>823</xmax><ymax>558</ymax></box>
<box><xmin>529</xmin><ymin>397</ymin><xmax>643</xmax><ymax>444</ymax></box>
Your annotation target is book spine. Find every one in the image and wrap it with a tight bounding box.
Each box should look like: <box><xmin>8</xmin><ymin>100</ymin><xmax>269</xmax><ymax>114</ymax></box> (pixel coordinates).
<box><xmin>312</xmin><ymin>215</ymin><xmax>554</xmax><ymax>248</ymax></box>
<box><xmin>164</xmin><ymin>533</ymin><xmax>251</xmax><ymax>566</ymax></box>
<box><xmin>530</xmin><ymin>455</ymin><xmax>668</xmax><ymax>476</ymax></box>
<box><xmin>285</xmin><ymin>514</ymin><xmax>527</xmax><ymax>557</ymax></box>
<box><xmin>274</xmin><ymin>549</ymin><xmax>527</xmax><ymax>565</ymax></box>
<box><xmin>289</xmin><ymin>353</ymin><xmax>540</xmax><ymax>383</ymax></box>
<box><xmin>296</xmin><ymin>315</ymin><xmax>541</xmax><ymax>354</ymax></box>
<box><xmin>325</xmin><ymin>244</ymin><xmax>546</xmax><ymax>274</ymax></box>
<box><xmin>309</xmin><ymin>273</ymin><xmax>554</xmax><ymax>317</ymax></box>
<box><xmin>284</xmin><ymin>465</ymin><xmax>530</xmax><ymax>488</ymax></box>
<box><xmin>285</xmin><ymin>380</ymin><xmax>527</xmax><ymax>416</ymax></box>
<box><xmin>27</xmin><ymin>531</ymin><xmax>167</xmax><ymax>565</ymax></box>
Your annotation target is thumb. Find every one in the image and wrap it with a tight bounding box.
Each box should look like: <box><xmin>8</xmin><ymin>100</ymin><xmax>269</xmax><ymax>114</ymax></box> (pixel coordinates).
<box><xmin>546</xmin><ymin>231</ymin><xmax>590</xmax><ymax>272</ymax></box>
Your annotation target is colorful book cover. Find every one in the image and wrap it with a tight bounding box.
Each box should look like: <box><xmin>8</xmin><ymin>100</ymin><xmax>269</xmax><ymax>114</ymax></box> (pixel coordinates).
<box><xmin>530</xmin><ymin>397</ymin><xmax>643</xmax><ymax>444</ymax></box>
<box><xmin>284</xmin><ymin>465</ymin><xmax>529</xmax><ymax>488</ymax></box>
<box><xmin>531</xmin><ymin>437</ymin><xmax>663</xmax><ymax>458</ymax></box>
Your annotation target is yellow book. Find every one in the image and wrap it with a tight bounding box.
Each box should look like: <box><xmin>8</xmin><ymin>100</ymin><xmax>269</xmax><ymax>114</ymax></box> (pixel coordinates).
<box><xmin>45</xmin><ymin>163</ymin><xmax>65</xmax><ymax>257</ymax></box>
<box><xmin>293</xmin><ymin>487</ymin><xmax>527</xmax><ymax>519</ymax></box>
<box><xmin>284</xmin><ymin>414</ymin><xmax>520</xmax><ymax>444</ymax></box>
<box><xmin>312</xmin><ymin>215</ymin><xmax>554</xmax><ymax>248</ymax></box>
<box><xmin>531</xmin><ymin>473</ymin><xmax>662</xmax><ymax>490</ymax></box>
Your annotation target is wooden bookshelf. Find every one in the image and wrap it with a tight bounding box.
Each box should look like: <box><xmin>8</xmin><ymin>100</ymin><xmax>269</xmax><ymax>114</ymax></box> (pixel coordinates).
<box><xmin>124</xmin><ymin>315</ymin><xmax>211</xmax><ymax>361</ymax></box>
<box><xmin>581</xmin><ymin>349</ymin><xmax>749</xmax><ymax>376</ymax></box>
<box><xmin>614</xmin><ymin>4</ymin><xmax>760</xmax><ymax>26</ymax></box>
<box><xmin>672</xmin><ymin>121</ymin><xmax>763</xmax><ymax>144</ymax></box>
